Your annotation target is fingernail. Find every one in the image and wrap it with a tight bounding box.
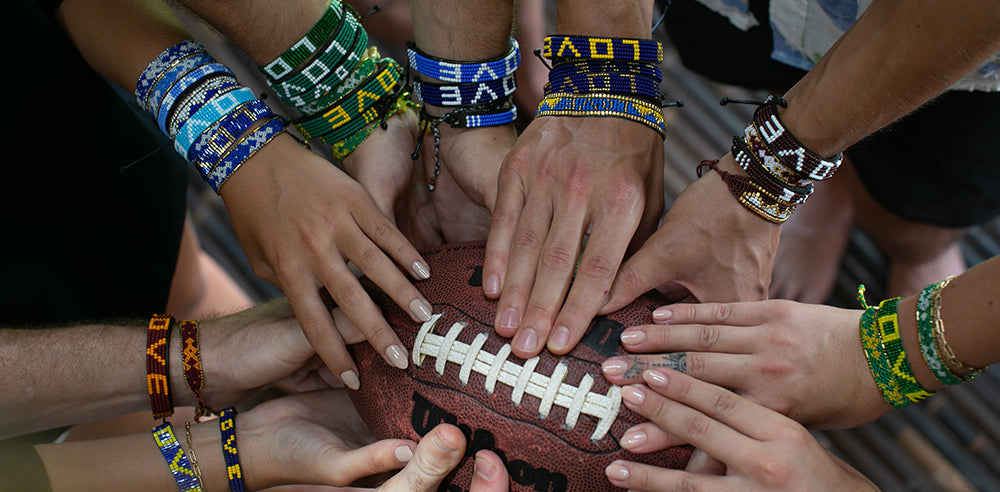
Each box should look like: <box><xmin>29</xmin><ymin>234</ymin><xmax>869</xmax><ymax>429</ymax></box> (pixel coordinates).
<box><xmin>620</xmin><ymin>330</ymin><xmax>645</xmax><ymax>345</ymax></box>
<box><xmin>603</xmin><ymin>294</ymin><xmax>610</xmax><ymax>306</ymax></box>
<box><xmin>621</xmin><ymin>385</ymin><xmax>645</xmax><ymax>405</ymax></box>
<box><xmin>433</xmin><ymin>430</ymin><xmax>458</xmax><ymax>453</ymax></box>
<box><xmin>395</xmin><ymin>445</ymin><xmax>413</xmax><ymax>462</ymax></box>
<box><xmin>340</xmin><ymin>370</ymin><xmax>360</xmax><ymax>390</ymax></box>
<box><xmin>549</xmin><ymin>326</ymin><xmax>570</xmax><ymax>351</ymax></box>
<box><xmin>484</xmin><ymin>275</ymin><xmax>500</xmax><ymax>296</ymax></box>
<box><xmin>474</xmin><ymin>453</ymin><xmax>498</xmax><ymax>481</ymax></box>
<box><xmin>411</xmin><ymin>260</ymin><xmax>430</xmax><ymax>280</ymax></box>
<box><xmin>410</xmin><ymin>298</ymin><xmax>433</xmax><ymax>322</ymax></box>
<box><xmin>602</xmin><ymin>358</ymin><xmax>628</xmax><ymax>376</ymax></box>
<box><xmin>605</xmin><ymin>461</ymin><xmax>630</xmax><ymax>481</ymax></box>
<box><xmin>621</xmin><ymin>428</ymin><xmax>647</xmax><ymax>449</ymax></box>
<box><xmin>499</xmin><ymin>308</ymin><xmax>520</xmax><ymax>330</ymax></box>
<box><xmin>644</xmin><ymin>369</ymin><xmax>668</xmax><ymax>387</ymax></box>
<box><xmin>652</xmin><ymin>307</ymin><xmax>673</xmax><ymax>322</ymax></box>
<box><xmin>514</xmin><ymin>328</ymin><xmax>537</xmax><ymax>353</ymax></box>
<box><xmin>386</xmin><ymin>345</ymin><xmax>409</xmax><ymax>369</ymax></box>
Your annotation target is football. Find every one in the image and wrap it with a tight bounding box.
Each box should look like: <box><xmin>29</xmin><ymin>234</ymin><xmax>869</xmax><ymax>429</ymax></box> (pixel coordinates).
<box><xmin>349</xmin><ymin>241</ymin><xmax>691</xmax><ymax>491</ymax></box>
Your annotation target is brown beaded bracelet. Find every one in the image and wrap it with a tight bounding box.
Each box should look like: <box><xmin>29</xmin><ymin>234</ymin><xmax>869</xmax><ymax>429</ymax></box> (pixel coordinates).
<box><xmin>752</xmin><ymin>96</ymin><xmax>842</xmax><ymax>181</ymax></box>
<box><xmin>180</xmin><ymin>319</ymin><xmax>213</xmax><ymax>418</ymax></box>
<box><xmin>146</xmin><ymin>314</ymin><xmax>176</xmax><ymax>420</ymax></box>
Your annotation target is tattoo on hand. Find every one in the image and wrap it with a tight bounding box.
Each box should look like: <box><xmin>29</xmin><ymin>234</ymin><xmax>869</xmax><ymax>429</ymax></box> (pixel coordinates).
<box><xmin>620</xmin><ymin>353</ymin><xmax>687</xmax><ymax>379</ymax></box>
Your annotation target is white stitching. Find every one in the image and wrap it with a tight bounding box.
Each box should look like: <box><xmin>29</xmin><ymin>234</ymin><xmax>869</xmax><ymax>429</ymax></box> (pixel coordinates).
<box><xmin>410</xmin><ymin>315</ymin><xmax>622</xmax><ymax>441</ymax></box>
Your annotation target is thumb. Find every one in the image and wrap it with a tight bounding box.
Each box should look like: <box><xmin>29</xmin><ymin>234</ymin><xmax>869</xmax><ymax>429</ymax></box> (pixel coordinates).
<box><xmin>377</xmin><ymin>424</ymin><xmax>467</xmax><ymax>492</ymax></box>
<box><xmin>469</xmin><ymin>450</ymin><xmax>510</xmax><ymax>492</ymax></box>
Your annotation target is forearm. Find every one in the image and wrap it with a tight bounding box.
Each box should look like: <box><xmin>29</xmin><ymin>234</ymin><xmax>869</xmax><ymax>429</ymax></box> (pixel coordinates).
<box><xmin>0</xmin><ymin>322</ymin><xmax>195</xmax><ymax>439</ymax></box>
<box><xmin>781</xmin><ymin>0</ymin><xmax>1000</xmax><ymax>157</ymax></box>
<box><xmin>555</xmin><ymin>0</ymin><xmax>653</xmax><ymax>38</ymax></box>
<box><xmin>174</xmin><ymin>0</ymin><xmax>328</xmax><ymax>65</ymax></box>
<box><xmin>36</xmin><ymin>420</ymin><xmax>230</xmax><ymax>492</ymax></box>
<box><xmin>409</xmin><ymin>0</ymin><xmax>514</xmax><ymax>59</ymax></box>
<box><xmin>55</xmin><ymin>0</ymin><xmax>190</xmax><ymax>92</ymax></box>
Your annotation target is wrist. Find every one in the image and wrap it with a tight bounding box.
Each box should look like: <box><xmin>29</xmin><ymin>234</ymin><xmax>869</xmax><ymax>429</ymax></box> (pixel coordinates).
<box><xmin>555</xmin><ymin>0</ymin><xmax>653</xmax><ymax>38</ymax></box>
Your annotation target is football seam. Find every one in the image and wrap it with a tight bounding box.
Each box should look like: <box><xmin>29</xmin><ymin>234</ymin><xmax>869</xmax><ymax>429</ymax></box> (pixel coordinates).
<box><xmin>412</xmin><ymin>313</ymin><xmax>622</xmax><ymax>441</ymax></box>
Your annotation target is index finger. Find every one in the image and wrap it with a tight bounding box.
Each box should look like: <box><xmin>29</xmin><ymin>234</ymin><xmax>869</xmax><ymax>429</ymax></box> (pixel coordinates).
<box><xmin>651</xmin><ymin>301</ymin><xmax>771</xmax><ymax>327</ymax></box>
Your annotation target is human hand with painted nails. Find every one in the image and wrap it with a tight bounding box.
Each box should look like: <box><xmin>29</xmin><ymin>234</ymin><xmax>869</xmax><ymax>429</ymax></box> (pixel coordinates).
<box><xmin>604</xmin><ymin>368</ymin><xmax>878</xmax><ymax>491</ymax></box>
<box><xmin>602</xmin><ymin>300</ymin><xmax>892</xmax><ymax>429</ymax></box>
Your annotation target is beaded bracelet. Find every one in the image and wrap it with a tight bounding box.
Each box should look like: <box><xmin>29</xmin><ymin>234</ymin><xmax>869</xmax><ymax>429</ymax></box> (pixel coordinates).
<box><xmin>219</xmin><ymin>408</ymin><xmax>246</xmax><ymax>492</ymax></box>
<box><xmin>168</xmin><ymin>74</ymin><xmax>240</xmax><ymax>138</ymax></box>
<box><xmin>752</xmin><ymin>96</ymin><xmax>842</xmax><ymax>181</ymax></box>
<box><xmin>180</xmin><ymin>320</ymin><xmax>212</xmax><ymax>419</ymax></box>
<box><xmin>544</xmin><ymin>71</ymin><xmax>661</xmax><ymax>103</ymax></box>
<box><xmin>190</xmin><ymin>100</ymin><xmax>274</xmax><ymax>177</ymax></box>
<box><xmin>542</xmin><ymin>35</ymin><xmax>663</xmax><ymax>64</ymax></box>
<box><xmin>929</xmin><ymin>277</ymin><xmax>986</xmax><ymax>380</ymax></box>
<box><xmin>856</xmin><ymin>286</ymin><xmax>910</xmax><ymax>408</ymax></box>
<box><xmin>731</xmin><ymin>136</ymin><xmax>811</xmax><ymax>205</ymax></box>
<box><xmin>296</xmin><ymin>52</ymin><xmax>377</xmax><ymax>115</ymax></box>
<box><xmin>145</xmin><ymin>52</ymin><xmax>216</xmax><ymax>117</ymax></box>
<box><xmin>407</xmin><ymin>38</ymin><xmax>520</xmax><ymax>83</ymax></box>
<box><xmin>174</xmin><ymin>87</ymin><xmax>258</xmax><ymax>158</ymax></box>
<box><xmin>876</xmin><ymin>297</ymin><xmax>935</xmax><ymax>404</ymax></box>
<box><xmin>268</xmin><ymin>8</ymin><xmax>365</xmax><ymax>102</ymax></box>
<box><xmin>536</xmin><ymin>92</ymin><xmax>665</xmax><ymax>138</ymax></box>
<box><xmin>329</xmin><ymin>92</ymin><xmax>418</xmax><ymax>159</ymax></box>
<box><xmin>916</xmin><ymin>279</ymin><xmax>962</xmax><ymax>385</ymax></box>
<box><xmin>413</xmin><ymin>74</ymin><xmax>517</xmax><ymax>107</ymax></box>
<box><xmin>146</xmin><ymin>314</ymin><xmax>175</xmax><ymax>420</ymax></box>
<box><xmin>548</xmin><ymin>58</ymin><xmax>663</xmax><ymax>81</ymax></box>
<box><xmin>156</xmin><ymin>63</ymin><xmax>235</xmax><ymax>135</ymax></box>
<box><xmin>293</xmin><ymin>59</ymin><xmax>401</xmax><ymax>140</ymax></box>
<box><xmin>280</xmin><ymin>27</ymin><xmax>370</xmax><ymax>109</ymax></box>
<box><xmin>152</xmin><ymin>423</ymin><xmax>203</xmax><ymax>491</ymax></box>
<box><xmin>206</xmin><ymin>116</ymin><xmax>286</xmax><ymax>192</ymax></box>
<box><xmin>136</xmin><ymin>40</ymin><xmax>204</xmax><ymax>109</ymax></box>
<box><xmin>696</xmin><ymin>159</ymin><xmax>795</xmax><ymax>223</ymax></box>
<box><xmin>259</xmin><ymin>0</ymin><xmax>345</xmax><ymax>80</ymax></box>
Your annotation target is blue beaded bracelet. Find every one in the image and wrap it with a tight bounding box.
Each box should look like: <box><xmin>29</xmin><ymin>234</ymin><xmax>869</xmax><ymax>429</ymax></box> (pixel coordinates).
<box><xmin>191</xmin><ymin>100</ymin><xmax>274</xmax><ymax>177</ymax></box>
<box><xmin>413</xmin><ymin>74</ymin><xmax>516</xmax><ymax>107</ymax></box>
<box><xmin>157</xmin><ymin>63</ymin><xmax>234</xmax><ymax>135</ymax></box>
<box><xmin>152</xmin><ymin>422</ymin><xmax>203</xmax><ymax>492</ymax></box>
<box><xmin>542</xmin><ymin>35</ymin><xmax>663</xmax><ymax>64</ymax></box>
<box><xmin>549</xmin><ymin>59</ymin><xmax>662</xmax><ymax>81</ymax></box>
<box><xmin>219</xmin><ymin>407</ymin><xmax>246</xmax><ymax>492</ymax></box>
<box><xmin>168</xmin><ymin>75</ymin><xmax>240</xmax><ymax>138</ymax></box>
<box><xmin>145</xmin><ymin>52</ymin><xmax>216</xmax><ymax>116</ymax></box>
<box><xmin>536</xmin><ymin>92</ymin><xmax>665</xmax><ymax>137</ymax></box>
<box><xmin>407</xmin><ymin>38</ymin><xmax>520</xmax><ymax>83</ymax></box>
<box><xmin>174</xmin><ymin>87</ymin><xmax>257</xmax><ymax>158</ymax></box>
<box><xmin>545</xmin><ymin>71</ymin><xmax>661</xmax><ymax>101</ymax></box>
<box><xmin>136</xmin><ymin>40</ymin><xmax>204</xmax><ymax>109</ymax></box>
<box><xmin>205</xmin><ymin>116</ymin><xmax>285</xmax><ymax>192</ymax></box>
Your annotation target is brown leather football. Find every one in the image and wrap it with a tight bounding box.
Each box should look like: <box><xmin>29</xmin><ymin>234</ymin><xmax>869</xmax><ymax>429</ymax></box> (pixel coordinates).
<box><xmin>349</xmin><ymin>241</ymin><xmax>691</xmax><ymax>491</ymax></box>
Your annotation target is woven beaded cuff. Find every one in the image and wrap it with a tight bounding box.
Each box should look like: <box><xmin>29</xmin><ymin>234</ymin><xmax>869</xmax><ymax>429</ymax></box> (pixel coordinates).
<box><xmin>413</xmin><ymin>74</ymin><xmax>516</xmax><ymax>107</ymax></box>
<box><xmin>145</xmin><ymin>52</ymin><xmax>216</xmax><ymax>116</ymax></box>
<box><xmin>219</xmin><ymin>408</ymin><xmax>246</xmax><ymax>492</ymax></box>
<box><xmin>752</xmin><ymin>96</ymin><xmax>842</xmax><ymax>181</ymax></box>
<box><xmin>875</xmin><ymin>297</ymin><xmax>935</xmax><ymax>404</ymax></box>
<box><xmin>731</xmin><ymin>137</ymin><xmax>812</xmax><ymax>206</ymax></box>
<box><xmin>743</xmin><ymin>122</ymin><xmax>812</xmax><ymax>188</ymax></box>
<box><xmin>146</xmin><ymin>314</ymin><xmax>175</xmax><ymax>420</ymax></box>
<box><xmin>542</xmin><ymin>35</ymin><xmax>663</xmax><ymax>64</ymax></box>
<box><xmin>190</xmin><ymin>100</ymin><xmax>274</xmax><ymax>177</ymax></box>
<box><xmin>407</xmin><ymin>38</ymin><xmax>520</xmax><ymax>83</ymax></box>
<box><xmin>293</xmin><ymin>59</ymin><xmax>401</xmax><ymax>140</ymax></box>
<box><xmin>206</xmin><ymin>116</ymin><xmax>285</xmax><ymax>192</ymax></box>
<box><xmin>259</xmin><ymin>0</ymin><xmax>345</xmax><ymax>80</ymax></box>
<box><xmin>157</xmin><ymin>63</ymin><xmax>234</xmax><ymax>135</ymax></box>
<box><xmin>268</xmin><ymin>8</ymin><xmax>365</xmax><ymax>102</ymax></box>
<box><xmin>168</xmin><ymin>75</ymin><xmax>240</xmax><ymax>138</ymax></box>
<box><xmin>136</xmin><ymin>40</ymin><xmax>204</xmax><ymax>109</ymax></box>
<box><xmin>152</xmin><ymin>423</ymin><xmax>203</xmax><ymax>492</ymax></box>
<box><xmin>549</xmin><ymin>59</ymin><xmax>663</xmax><ymax>81</ymax></box>
<box><xmin>174</xmin><ymin>87</ymin><xmax>258</xmax><ymax>159</ymax></box>
<box><xmin>536</xmin><ymin>92</ymin><xmax>665</xmax><ymax>138</ymax></box>
<box><xmin>544</xmin><ymin>71</ymin><xmax>661</xmax><ymax>103</ymax></box>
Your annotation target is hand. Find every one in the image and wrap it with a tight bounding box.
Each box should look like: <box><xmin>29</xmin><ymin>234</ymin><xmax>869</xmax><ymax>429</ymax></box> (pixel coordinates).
<box><xmin>605</xmin><ymin>368</ymin><xmax>878</xmax><ymax>491</ymax></box>
<box><xmin>421</xmin><ymin>124</ymin><xmax>516</xmax><ymax>242</ymax></box>
<box><xmin>601</xmin><ymin>153</ymin><xmax>777</xmax><ymax>310</ymax></box>
<box><xmin>218</xmin><ymin>133</ymin><xmax>434</xmax><ymax>388</ymax></box>
<box><xmin>343</xmin><ymin>109</ymin><xmax>443</xmax><ymax>250</ymax></box>
<box><xmin>375</xmin><ymin>424</ymin><xmax>510</xmax><ymax>492</ymax></box>
<box><xmin>602</xmin><ymin>300</ymin><xmax>892</xmax><ymax>429</ymax></box>
<box><xmin>484</xmin><ymin>116</ymin><xmax>664</xmax><ymax>358</ymax></box>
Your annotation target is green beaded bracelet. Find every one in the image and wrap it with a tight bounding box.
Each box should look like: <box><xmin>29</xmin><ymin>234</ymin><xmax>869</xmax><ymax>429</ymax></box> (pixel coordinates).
<box><xmin>875</xmin><ymin>297</ymin><xmax>934</xmax><ymax>404</ymax></box>
<box><xmin>259</xmin><ymin>0</ymin><xmax>345</xmax><ymax>81</ymax></box>
<box><xmin>293</xmin><ymin>58</ymin><xmax>401</xmax><ymax>140</ymax></box>
<box><xmin>857</xmin><ymin>285</ymin><xmax>909</xmax><ymax>408</ymax></box>
<box><xmin>916</xmin><ymin>279</ymin><xmax>965</xmax><ymax>385</ymax></box>
<box><xmin>297</xmin><ymin>52</ymin><xmax>377</xmax><ymax>116</ymax></box>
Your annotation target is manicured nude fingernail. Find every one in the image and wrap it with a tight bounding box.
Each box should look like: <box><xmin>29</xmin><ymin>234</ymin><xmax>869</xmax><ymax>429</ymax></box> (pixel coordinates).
<box><xmin>621</xmin><ymin>386</ymin><xmax>645</xmax><ymax>405</ymax></box>
<box><xmin>549</xmin><ymin>326</ymin><xmax>570</xmax><ymax>351</ymax></box>
<box><xmin>411</xmin><ymin>260</ymin><xmax>430</xmax><ymax>280</ymax></box>
<box><xmin>475</xmin><ymin>453</ymin><xmax>498</xmax><ymax>481</ymax></box>
<box><xmin>621</xmin><ymin>428</ymin><xmax>647</xmax><ymax>449</ymax></box>
<box><xmin>410</xmin><ymin>298</ymin><xmax>433</xmax><ymax>322</ymax></box>
<box><xmin>340</xmin><ymin>370</ymin><xmax>360</xmax><ymax>390</ymax></box>
<box><xmin>499</xmin><ymin>308</ymin><xmax>520</xmax><ymax>330</ymax></box>
<box><xmin>386</xmin><ymin>345</ymin><xmax>409</xmax><ymax>369</ymax></box>
<box><xmin>514</xmin><ymin>328</ymin><xmax>538</xmax><ymax>353</ymax></box>
<box><xmin>602</xmin><ymin>358</ymin><xmax>628</xmax><ymax>376</ymax></box>
<box><xmin>644</xmin><ymin>369</ymin><xmax>668</xmax><ymax>388</ymax></box>
<box><xmin>484</xmin><ymin>275</ymin><xmax>500</xmax><ymax>296</ymax></box>
<box><xmin>620</xmin><ymin>330</ymin><xmax>645</xmax><ymax>345</ymax></box>
<box><xmin>605</xmin><ymin>461</ymin><xmax>630</xmax><ymax>481</ymax></box>
<box><xmin>395</xmin><ymin>445</ymin><xmax>413</xmax><ymax>462</ymax></box>
<box><xmin>433</xmin><ymin>430</ymin><xmax>458</xmax><ymax>453</ymax></box>
<box><xmin>652</xmin><ymin>307</ymin><xmax>673</xmax><ymax>322</ymax></box>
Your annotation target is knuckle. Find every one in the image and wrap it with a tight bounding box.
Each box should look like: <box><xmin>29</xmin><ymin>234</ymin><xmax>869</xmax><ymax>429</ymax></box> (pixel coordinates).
<box><xmin>685</xmin><ymin>354</ymin><xmax>705</xmax><ymax>379</ymax></box>
<box><xmin>683</xmin><ymin>414</ymin><xmax>712</xmax><ymax>439</ymax></box>
<box><xmin>697</xmin><ymin>324</ymin><xmax>721</xmax><ymax>350</ymax></box>
<box><xmin>710</xmin><ymin>303</ymin><xmax>733</xmax><ymax>323</ymax></box>
<box><xmin>616</xmin><ymin>265</ymin><xmax>643</xmax><ymax>294</ymax></box>
<box><xmin>513</xmin><ymin>228</ymin><xmax>543</xmax><ymax>251</ymax></box>
<box><xmin>357</xmin><ymin>245</ymin><xmax>384</xmax><ymax>270</ymax></box>
<box><xmin>712</xmin><ymin>390</ymin><xmax>740</xmax><ymax>414</ymax></box>
<box><xmin>754</xmin><ymin>458</ymin><xmax>793</xmax><ymax>487</ymax></box>
<box><xmin>370</xmin><ymin>220</ymin><xmax>395</xmax><ymax>243</ymax></box>
<box><xmin>332</xmin><ymin>283</ymin><xmax>366</xmax><ymax>307</ymax></box>
<box><xmin>578</xmin><ymin>254</ymin><xmax>615</xmax><ymax>281</ymax></box>
<box><xmin>541</xmin><ymin>245</ymin><xmax>576</xmax><ymax>272</ymax></box>
<box><xmin>679</xmin><ymin>475</ymin><xmax>699</xmax><ymax>492</ymax></box>
<box><xmin>608</xmin><ymin>179</ymin><xmax>643</xmax><ymax>211</ymax></box>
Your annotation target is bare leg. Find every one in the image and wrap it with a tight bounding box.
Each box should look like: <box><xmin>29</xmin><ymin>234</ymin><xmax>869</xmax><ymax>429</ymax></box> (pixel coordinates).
<box><xmin>851</xmin><ymin>172</ymin><xmax>968</xmax><ymax>299</ymax></box>
<box><xmin>769</xmin><ymin>159</ymin><xmax>855</xmax><ymax>303</ymax></box>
